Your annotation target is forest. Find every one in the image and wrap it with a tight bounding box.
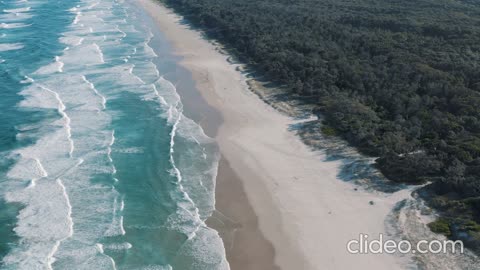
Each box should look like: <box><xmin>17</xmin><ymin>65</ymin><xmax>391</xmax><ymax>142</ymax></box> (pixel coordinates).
<box><xmin>159</xmin><ymin>0</ymin><xmax>480</xmax><ymax>247</ymax></box>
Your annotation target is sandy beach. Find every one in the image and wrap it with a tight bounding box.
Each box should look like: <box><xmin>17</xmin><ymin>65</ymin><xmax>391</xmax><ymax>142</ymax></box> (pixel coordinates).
<box><xmin>137</xmin><ymin>0</ymin><xmax>411</xmax><ymax>269</ymax></box>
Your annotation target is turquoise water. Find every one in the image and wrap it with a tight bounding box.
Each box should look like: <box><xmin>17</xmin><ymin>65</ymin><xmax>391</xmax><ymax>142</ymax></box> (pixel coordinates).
<box><xmin>0</xmin><ymin>0</ymin><xmax>228</xmax><ymax>269</ymax></box>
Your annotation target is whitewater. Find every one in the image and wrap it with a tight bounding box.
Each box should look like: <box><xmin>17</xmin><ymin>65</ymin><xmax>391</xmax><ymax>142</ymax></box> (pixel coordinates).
<box><xmin>0</xmin><ymin>0</ymin><xmax>228</xmax><ymax>269</ymax></box>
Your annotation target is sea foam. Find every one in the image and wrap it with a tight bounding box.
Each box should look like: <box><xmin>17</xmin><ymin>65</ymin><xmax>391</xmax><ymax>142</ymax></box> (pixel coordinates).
<box><xmin>2</xmin><ymin>0</ymin><xmax>228</xmax><ymax>268</ymax></box>
<box><xmin>0</xmin><ymin>43</ymin><xmax>23</xmax><ymax>52</ymax></box>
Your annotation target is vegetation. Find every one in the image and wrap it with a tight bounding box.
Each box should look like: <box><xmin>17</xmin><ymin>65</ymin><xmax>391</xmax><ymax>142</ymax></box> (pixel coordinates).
<box><xmin>428</xmin><ymin>219</ymin><xmax>452</xmax><ymax>236</ymax></box>
<box><xmin>321</xmin><ymin>125</ymin><xmax>337</xmax><ymax>137</ymax></box>
<box><xmin>159</xmin><ymin>0</ymin><xmax>480</xmax><ymax>244</ymax></box>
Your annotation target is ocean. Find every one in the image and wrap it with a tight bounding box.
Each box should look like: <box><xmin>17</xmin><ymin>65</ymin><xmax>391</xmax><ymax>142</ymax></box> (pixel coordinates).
<box><xmin>0</xmin><ymin>0</ymin><xmax>228</xmax><ymax>269</ymax></box>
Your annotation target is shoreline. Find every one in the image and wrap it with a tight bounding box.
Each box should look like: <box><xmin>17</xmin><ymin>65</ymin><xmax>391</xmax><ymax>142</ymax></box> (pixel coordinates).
<box><xmin>137</xmin><ymin>0</ymin><xmax>411</xmax><ymax>269</ymax></box>
<box><xmin>207</xmin><ymin>157</ymin><xmax>280</xmax><ymax>270</ymax></box>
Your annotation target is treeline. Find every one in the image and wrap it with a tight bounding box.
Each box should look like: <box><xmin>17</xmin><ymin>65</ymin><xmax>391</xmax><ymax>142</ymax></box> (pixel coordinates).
<box><xmin>160</xmin><ymin>0</ymin><xmax>480</xmax><ymax>240</ymax></box>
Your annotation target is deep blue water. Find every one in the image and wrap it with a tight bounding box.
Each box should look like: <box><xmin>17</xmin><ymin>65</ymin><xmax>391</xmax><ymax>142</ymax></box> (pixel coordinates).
<box><xmin>0</xmin><ymin>0</ymin><xmax>227</xmax><ymax>269</ymax></box>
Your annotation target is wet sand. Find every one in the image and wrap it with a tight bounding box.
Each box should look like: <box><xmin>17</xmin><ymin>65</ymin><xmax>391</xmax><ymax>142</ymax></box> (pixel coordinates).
<box><xmin>208</xmin><ymin>157</ymin><xmax>280</xmax><ymax>270</ymax></box>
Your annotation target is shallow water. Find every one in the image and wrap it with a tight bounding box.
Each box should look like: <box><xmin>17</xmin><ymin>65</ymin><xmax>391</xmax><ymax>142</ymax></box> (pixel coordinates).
<box><xmin>0</xmin><ymin>0</ymin><xmax>228</xmax><ymax>269</ymax></box>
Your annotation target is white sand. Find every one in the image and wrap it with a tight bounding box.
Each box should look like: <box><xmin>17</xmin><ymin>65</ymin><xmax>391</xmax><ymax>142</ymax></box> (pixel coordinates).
<box><xmin>137</xmin><ymin>0</ymin><xmax>411</xmax><ymax>269</ymax></box>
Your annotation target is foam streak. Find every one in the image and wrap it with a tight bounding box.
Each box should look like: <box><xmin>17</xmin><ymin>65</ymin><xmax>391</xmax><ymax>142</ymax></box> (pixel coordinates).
<box><xmin>169</xmin><ymin>111</ymin><xmax>204</xmax><ymax>239</ymax></box>
<box><xmin>47</xmin><ymin>179</ymin><xmax>74</xmax><ymax>270</ymax></box>
<box><xmin>82</xmin><ymin>75</ymin><xmax>107</xmax><ymax>110</ymax></box>
<box><xmin>40</xmin><ymin>86</ymin><xmax>74</xmax><ymax>157</ymax></box>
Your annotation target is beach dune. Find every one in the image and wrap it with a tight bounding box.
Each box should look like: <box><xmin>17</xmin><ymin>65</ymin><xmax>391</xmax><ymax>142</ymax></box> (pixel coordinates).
<box><xmin>137</xmin><ymin>0</ymin><xmax>410</xmax><ymax>269</ymax></box>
